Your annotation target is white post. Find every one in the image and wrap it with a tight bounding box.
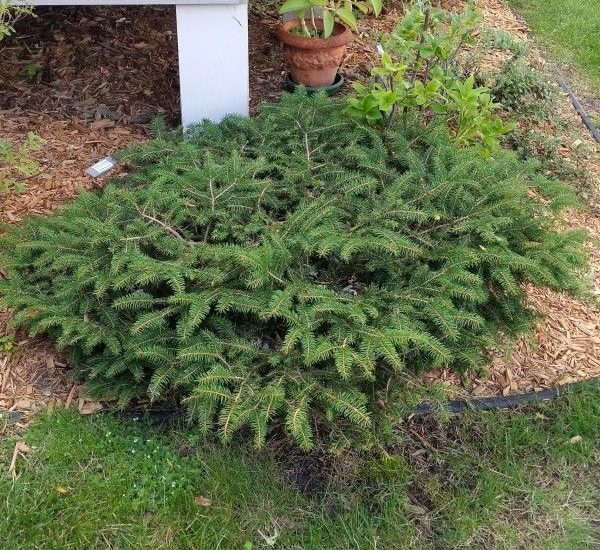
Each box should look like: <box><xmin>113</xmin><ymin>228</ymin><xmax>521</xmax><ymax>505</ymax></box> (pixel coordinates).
<box><xmin>176</xmin><ymin>3</ymin><xmax>249</xmax><ymax>127</ymax></box>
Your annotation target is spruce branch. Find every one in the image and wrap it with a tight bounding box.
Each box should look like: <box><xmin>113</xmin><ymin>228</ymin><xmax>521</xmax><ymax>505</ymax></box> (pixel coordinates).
<box><xmin>134</xmin><ymin>205</ymin><xmax>197</xmax><ymax>246</ymax></box>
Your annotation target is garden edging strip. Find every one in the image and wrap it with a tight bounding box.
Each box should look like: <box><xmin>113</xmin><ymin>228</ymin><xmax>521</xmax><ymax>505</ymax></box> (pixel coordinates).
<box><xmin>3</xmin><ymin>378</ymin><xmax>599</xmax><ymax>427</ymax></box>
<box><xmin>412</xmin><ymin>376</ymin><xmax>600</xmax><ymax>415</ymax></box>
<box><xmin>122</xmin><ymin>376</ymin><xmax>600</xmax><ymax>421</ymax></box>
<box><xmin>552</xmin><ymin>69</ymin><xmax>600</xmax><ymax>144</ymax></box>
<box><xmin>120</xmin><ymin>376</ymin><xmax>600</xmax><ymax>422</ymax></box>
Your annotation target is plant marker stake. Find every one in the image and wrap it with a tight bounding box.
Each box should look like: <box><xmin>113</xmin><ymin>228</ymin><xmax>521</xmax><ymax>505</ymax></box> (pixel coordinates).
<box><xmin>86</xmin><ymin>156</ymin><xmax>117</xmax><ymax>179</ymax></box>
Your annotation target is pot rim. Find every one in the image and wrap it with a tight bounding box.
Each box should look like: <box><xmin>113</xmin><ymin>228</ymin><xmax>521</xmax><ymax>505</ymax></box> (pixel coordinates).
<box><xmin>277</xmin><ymin>19</ymin><xmax>353</xmax><ymax>50</ymax></box>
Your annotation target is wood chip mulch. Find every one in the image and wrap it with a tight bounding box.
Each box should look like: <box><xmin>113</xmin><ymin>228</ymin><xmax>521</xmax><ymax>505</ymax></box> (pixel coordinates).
<box><xmin>0</xmin><ymin>0</ymin><xmax>598</xmax><ymax>422</ymax></box>
<box><xmin>0</xmin><ymin>6</ymin><xmax>180</xmax><ymax>125</ymax></box>
<box><xmin>0</xmin><ymin>113</ymin><xmax>139</xmax><ymax>224</ymax></box>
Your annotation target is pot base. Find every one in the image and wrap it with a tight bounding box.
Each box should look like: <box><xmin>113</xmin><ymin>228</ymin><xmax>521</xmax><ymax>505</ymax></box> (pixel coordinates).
<box><xmin>285</xmin><ymin>72</ymin><xmax>345</xmax><ymax>96</ymax></box>
<box><xmin>278</xmin><ymin>20</ymin><xmax>352</xmax><ymax>87</ymax></box>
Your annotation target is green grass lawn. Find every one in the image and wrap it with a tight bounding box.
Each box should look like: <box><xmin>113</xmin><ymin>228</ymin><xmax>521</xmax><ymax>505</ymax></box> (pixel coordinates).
<box><xmin>507</xmin><ymin>0</ymin><xmax>600</xmax><ymax>94</ymax></box>
<box><xmin>1</xmin><ymin>386</ymin><xmax>599</xmax><ymax>549</ymax></box>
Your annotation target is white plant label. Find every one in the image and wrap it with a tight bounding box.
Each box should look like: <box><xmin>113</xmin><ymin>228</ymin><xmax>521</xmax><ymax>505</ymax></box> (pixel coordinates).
<box><xmin>86</xmin><ymin>156</ymin><xmax>117</xmax><ymax>178</ymax></box>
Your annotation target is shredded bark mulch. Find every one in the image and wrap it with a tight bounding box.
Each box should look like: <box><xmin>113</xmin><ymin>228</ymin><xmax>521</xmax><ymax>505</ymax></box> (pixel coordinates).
<box><xmin>0</xmin><ymin>6</ymin><xmax>180</xmax><ymax>125</ymax></box>
<box><xmin>0</xmin><ymin>0</ymin><xmax>598</xmax><ymax>421</ymax></box>
<box><xmin>0</xmin><ymin>113</ymin><xmax>139</xmax><ymax>223</ymax></box>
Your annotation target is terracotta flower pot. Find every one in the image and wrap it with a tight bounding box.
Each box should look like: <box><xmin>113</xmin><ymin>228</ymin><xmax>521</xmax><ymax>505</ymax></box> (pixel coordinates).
<box><xmin>277</xmin><ymin>19</ymin><xmax>352</xmax><ymax>88</ymax></box>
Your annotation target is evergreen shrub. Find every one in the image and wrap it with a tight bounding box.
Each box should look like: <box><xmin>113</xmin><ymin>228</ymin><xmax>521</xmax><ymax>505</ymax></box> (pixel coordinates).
<box><xmin>0</xmin><ymin>93</ymin><xmax>586</xmax><ymax>450</ymax></box>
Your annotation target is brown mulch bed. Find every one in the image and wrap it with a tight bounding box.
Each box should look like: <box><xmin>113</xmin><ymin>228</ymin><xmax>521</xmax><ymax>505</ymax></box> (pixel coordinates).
<box><xmin>0</xmin><ymin>1</ymin><xmax>598</xmax><ymax>421</ymax></box>
<box><xmin>0</xmin><ymin>7</ymin><xmax>180</xmax><ymax>125</ymax></box>
<box><xmin>0</xmin><ymin>114</ymin><xmax>139</xmax><ymax>223</ymax></box>
<box><xmin>0</xmin><ymin>310</ymin><xmax>71</xmax><ymax>416</ymax></box>
<box><xmin>0</xmin><ymin>4</ymin><xmax>400</xmax><ymax>122</ymax></box>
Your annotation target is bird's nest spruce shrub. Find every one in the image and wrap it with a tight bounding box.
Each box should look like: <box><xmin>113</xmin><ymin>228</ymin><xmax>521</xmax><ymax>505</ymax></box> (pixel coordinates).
<box><xmin>0</xmin><ymin>93</ymin><xmax>586</xmax><ymax>451</ymax></box>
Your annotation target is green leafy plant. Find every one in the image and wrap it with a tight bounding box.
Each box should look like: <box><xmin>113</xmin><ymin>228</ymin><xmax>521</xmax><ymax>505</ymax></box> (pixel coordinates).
<box><xmin>0</xmin><ymin>93</ymin><xmax>586</xmax><ymax>451</ymax></box>
<box><xmin>24</xmin><ymin>61</ymin><xmax>40</xmax><ymax>82</ymax></box>
<box><xmin>347</xmin><ymin>4</ymin><xmax>513</xmax><ymax>155</ymax></box>
<box><xmin>278</xmin><ymin>0</ymin><xmax>382</xmax><ymax>38</ymax></box>
<box><xmin>0</xmin><ymin>0</ymin><xmax>32</xmax><ymax>41</ymax></box>
<box><xmin>473</xmin><ymin>30</ymin><xmax>586</xmax><ymax>183</ymax></box>
<box><xmin>0</xmin><ymin>334</ymin><xmax>18</xmax><ymax>356</ymax></box>
<box><xmin>0</xmin><ymin>132</ymin><xmax>44</xmax><ymax>192</ymax></box>
<box><xmin>491</xmin><ymin>59</ymin><xmax>552</xmax><ymax>111</ymax></box>
<box><xmin>465</xmin><ymin>19</ymin><xmax>583</xmax><ymax>187</ymax></box>
<box><xmin>465</xmin><ymin>25</ymin><xmax>552</xmax><ymax>115</ymax></box>
<box><xmin>479</xmin><ymin>27</ymin><xmax>529</xmax><ymax>59</ymax></box>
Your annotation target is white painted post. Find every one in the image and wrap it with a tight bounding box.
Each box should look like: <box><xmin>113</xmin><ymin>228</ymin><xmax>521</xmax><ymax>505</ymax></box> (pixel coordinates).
<box><xmin>176</xmin><ymin>3</ymin><xmax>249</xmax><ymax>127</ymax></box>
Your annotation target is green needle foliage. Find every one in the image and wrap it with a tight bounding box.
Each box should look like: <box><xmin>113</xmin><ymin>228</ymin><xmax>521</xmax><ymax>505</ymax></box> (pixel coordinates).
<box><xmin>0</xmin><ymin>93</ymin><xmax>587</xmax><ymax>451</ymax></box>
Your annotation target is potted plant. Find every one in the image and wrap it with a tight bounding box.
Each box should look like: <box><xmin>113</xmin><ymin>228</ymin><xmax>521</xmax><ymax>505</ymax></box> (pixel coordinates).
<box><xmin>277</xmin><ymin>0</ymin><xmax>383</xmax><ymax>88</ymax></box>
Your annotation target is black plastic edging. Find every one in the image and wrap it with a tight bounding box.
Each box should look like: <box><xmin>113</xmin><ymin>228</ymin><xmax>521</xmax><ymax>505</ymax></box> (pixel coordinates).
<box><xmin>413</xmin><ymin>376</ymin><xmax>600</xmax><ymax>415</ymax></box>
<box><xmin>553</xmin><ymin>72</ymin><xmax>600</xmax><ymax>144</ymax></box>
<box><xmin>2</xmin><ymin>377</ymin><xmax>598</xmax><ymax>426</ymax></box>
<box><xmin>120</xmin><ymin>376</ymin><xmax>600</xmax><ymax>421</ymax></box>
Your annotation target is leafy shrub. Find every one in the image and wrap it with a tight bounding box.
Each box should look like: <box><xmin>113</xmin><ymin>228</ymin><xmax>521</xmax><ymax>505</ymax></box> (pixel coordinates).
<box><xmin>0</xmin><ymin>93</ymin><xmax>586</xmax><ymax>451</ymax></box>
<box><xmin>347</xmin><ymin>5</ymin><xmax>513</xmax><ymax>156</ymax></box>
<box><xmin>470</xmin><ymin>21</ymin><xmax>582</xmax><ymax>186</ymax></box>
<box><xmin>478</xmin><ymin>27</ymin><xmax>529</xmax><ymax>59</ymax></box>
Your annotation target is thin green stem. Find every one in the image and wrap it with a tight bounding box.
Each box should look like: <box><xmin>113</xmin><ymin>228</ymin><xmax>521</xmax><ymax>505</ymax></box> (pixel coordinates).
<box><xmin>310</xmin><ymin>7</ymin><xmax>318</xmax><ymax>37</ymax></box>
